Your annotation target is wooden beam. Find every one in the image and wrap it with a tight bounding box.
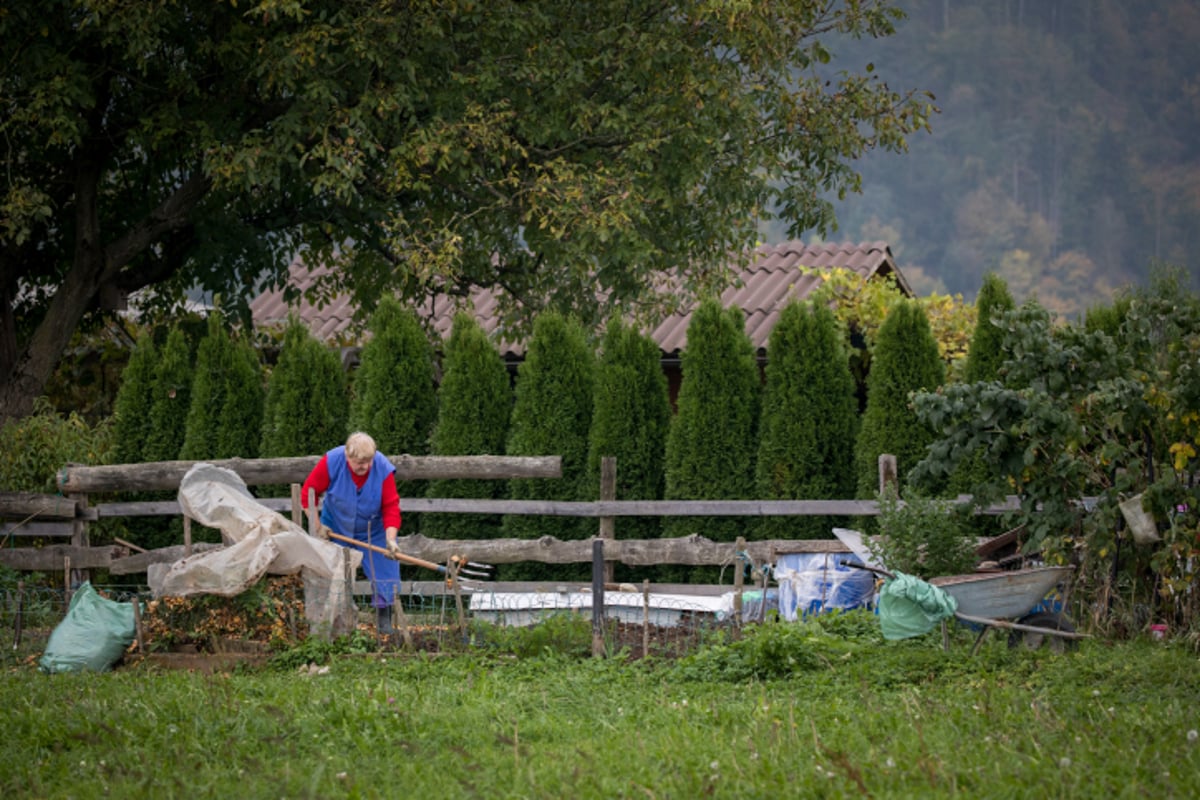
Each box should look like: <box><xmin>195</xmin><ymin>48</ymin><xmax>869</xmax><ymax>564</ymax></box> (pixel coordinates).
<box><xmin>107</xmin><ymin>543</ymin><xmax>224</xmax><ymax>574</ymax></box>
<box><xmin>0</xmin><ymin>492</ymin><xmax>78</xmax><ymax>520</ymax></box>
<box><xmin>57</xmin><ymin>455</ymin><xmax>563</xmax><ymax>493</ymax></box>
<box><xmin>1</xmin><ymin>521</ymin><xmax>74</xmax><ymax>538</ymax></box>
<box><xmin>0</xmin><ymin>544</ymin><xmax>124</xmax><ymax>571</ymax></box>
<box><xmin>390</xmin><ymin>533</ymin><xmax>850</xmax><ymax>566</ymax></box>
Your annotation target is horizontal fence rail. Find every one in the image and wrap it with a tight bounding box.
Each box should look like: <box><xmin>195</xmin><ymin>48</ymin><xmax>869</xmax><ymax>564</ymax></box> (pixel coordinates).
<box><xmin>56</xmin><ymin>455</ymin><xmax>562</xmax><ymax>493</ymax></box>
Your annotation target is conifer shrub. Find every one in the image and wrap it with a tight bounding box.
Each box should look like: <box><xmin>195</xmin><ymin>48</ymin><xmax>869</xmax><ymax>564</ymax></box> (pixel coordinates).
<box><xmin>111</xmin><ymin>333</ymin><xmax>158</xmax><ymax>465</ymax></box>
<box><xmin>662</xmin><ymin>298</ymin><xmax>760</xmax><ymax>579</ymax></box>
<box><xmin>756</xmin><ymin>301</ymin><xmax>858</xmax><ymax>540</ymax></box>
<box><xmin>260</xmin><ymin>317</ymin><xmax>348</xmax><ymax>460</ymax></box>
<box><xmin>179</xmin><ymin>313</ymin><xmax>264</xmax><ymax>542</ymax></box>
<box><xmin>963</xmin><ymin>272</ymin><xmax>1016</xmax><ymax>384</ymax></box>
<box><xmin>181</xmin><ymin>313</ymin><xmax>264</xmax><ymax>461</ymax></box>
<box><xmin>951</xmin><ymin>272</ymin><xmax>1016</xmax><ymax>504</ymax></box>
<box><xmin>348</xmin><ymin>297</ymin><xmax>438</xmax><ymax>532</ymax></box>
<box><xmin>215</xmin><ymin>337</ymin><xmax>265</xmax><ymax>460</ymax></box>
<box><xmin>503</xmin><ymin>312</ymin><xmax>595</xmax><ymax>580</ymax></box>
<box><xmin>587</xmin><ymin>319</ymin><xmax>671</xmax><ymax>577</ymax></box>
<box><xmin>424</xmin><ymin>313</ymin><xmax>512</xmax><ymax>540</ymax></box>
<box><xmin>854</xmin><ymin>300</ymin><xmax>946</xmax><ymax>499</ymax></box>
<box><xmin>144</xmin><ymin>327</ymin><xmax>195</xmax><ymax>462</ymax></box>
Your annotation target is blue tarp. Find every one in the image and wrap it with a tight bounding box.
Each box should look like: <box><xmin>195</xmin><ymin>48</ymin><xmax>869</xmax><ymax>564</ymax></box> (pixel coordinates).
<box><xmin>774</xmin><ymin>553</ymin><xmax>876</xmax><ymax>621</ymax></box>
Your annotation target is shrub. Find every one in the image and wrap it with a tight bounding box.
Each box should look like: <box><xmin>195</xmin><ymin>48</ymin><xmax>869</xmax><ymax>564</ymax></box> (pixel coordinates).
<box><xmin>144</xmin><ymin>326</ymin><xmax>194</xmax><ymax>462</ymax></box>
<box><xmin>424</xmin><ymin>313</ymin><xmax>512</xmax><ymax>539</ymax></box>
<box><xmin>854</xmin><ymin>300</ymin><xmax>945</xmax><ymax>498</ymax></box>
<box><xmin>756</xmin><ymin>301</ymin><xmax>858</xmax><ymax>539</ymax></box>
<box><xmin>260</xmin><ymin>316</ymin><xmax>349</xmax><ymax>461</ymax></box>
<box><xmin>663</xmin><ymin>298</ymin><xmax>759</xmax><ymax>548</ymax></box>
<box><xmin>587</xmin><ymin>319</ymin><xmax>671</xmax><ymax>545</ymax></box>
<box><xmin>503</xmin><ymin>312</ymin><xmax>595</xmax><ymax>578</ymax></box>
<box><xmin>963</xmin><ymin>271</ymin><xmax>1015</xmax><ymax>384</ymax></box>
<box><xmin>0</xmin><ymin>399</ymin><xmax>115</xmax><ymax>492</ymax></box>
<box><xmin>111</xmin><ymin>332</ymin><xmax>158</xmax><ymax>465</ymax></box>
<box><xmin>180</xmin><ymin>313</ymin><xmax>265</xmax><ymax>461</ymax></box>
<box><xmin>869</xmin><ymin>485</ymin><xmax>978</xmax><ymax>577</ymax></box>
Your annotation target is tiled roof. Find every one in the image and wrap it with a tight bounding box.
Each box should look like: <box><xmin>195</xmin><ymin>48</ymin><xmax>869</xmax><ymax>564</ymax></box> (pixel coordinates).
<box><xmin>249</xmin><ymin>241</ymin><xmax>906</xmax><ymax>357</ymax></box>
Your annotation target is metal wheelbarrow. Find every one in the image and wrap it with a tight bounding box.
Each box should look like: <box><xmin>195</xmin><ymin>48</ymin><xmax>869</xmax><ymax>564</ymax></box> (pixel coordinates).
<box><xmin>844</xmin><ymin>561</ymin><xmax>1086</xmax><ymax>655</ymax></box>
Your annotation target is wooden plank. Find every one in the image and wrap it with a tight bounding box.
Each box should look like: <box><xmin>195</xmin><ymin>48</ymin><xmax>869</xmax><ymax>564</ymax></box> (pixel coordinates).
<box><xmin>0</xmin><ymin>544</ymin><xmax>124</xmax><ymax>570</ymax></box>
<box><xmin>107</xmin><ymin>543</ymin><xmax>224</xmax><ymax>574</ymax></box>
<box><xmin>1</xmin><ymin>521</ymin><xmax>74</xmax><ymax>538</ymax></box>
<box><xmin>57</xmin><ymin>455</ymin><xmax>563</xmax><ymax>493</ymax></box>
<box><xmin>0</xmin><ymin>492</ymin><xmax>78</xmax><ymax>520</ymax></box>
<box><xmin>389</xmin><ymin>533</ymin><xmax>849</xmax><ymax>566</ymax></box>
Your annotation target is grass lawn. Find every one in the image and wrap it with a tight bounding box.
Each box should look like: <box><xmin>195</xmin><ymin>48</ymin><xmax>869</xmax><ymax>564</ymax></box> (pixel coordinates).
<box><xmin>2</xmin><ymin>615</ymin><xmax>1198</xmax><ymax>799</ymax></box>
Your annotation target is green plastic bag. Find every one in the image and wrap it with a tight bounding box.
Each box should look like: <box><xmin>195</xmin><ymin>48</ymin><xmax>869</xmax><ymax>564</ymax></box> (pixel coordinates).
<box><xmin>877</xmin><ymin>572</ymin><xmax>958</xmax><ymax>641</ymax></box>
<box><xmin>39</xmin><ymin>582</ymin><xmax>138</xmax><ymax>674</ymax></box>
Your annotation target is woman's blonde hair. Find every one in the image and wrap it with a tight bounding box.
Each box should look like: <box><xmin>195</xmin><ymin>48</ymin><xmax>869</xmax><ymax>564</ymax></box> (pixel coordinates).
<box><xmin>345</xmin><ymin>431</ymin><xmax>377</xmax><ymax>461</ymax></box>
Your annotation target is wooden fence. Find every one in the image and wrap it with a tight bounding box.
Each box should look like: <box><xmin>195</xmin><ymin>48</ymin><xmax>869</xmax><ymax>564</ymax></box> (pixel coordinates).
<box><xmin>0</xmin><ymin>453</ymin><xmax>1014</xmax><ymax>580</ymax></box>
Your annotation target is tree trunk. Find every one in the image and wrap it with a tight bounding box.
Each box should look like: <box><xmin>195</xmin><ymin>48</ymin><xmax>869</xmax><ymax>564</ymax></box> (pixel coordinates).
<box><xmin>0</xmin><ymin>170</ymin><xmax>210</xmax><ymax>426</ymax></box>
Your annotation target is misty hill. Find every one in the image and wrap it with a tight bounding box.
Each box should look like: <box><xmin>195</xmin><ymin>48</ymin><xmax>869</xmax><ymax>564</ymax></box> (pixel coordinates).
<box><xmin>764</xmin><ymin>0</ymin><xmax>1200</xmax><ymax>314</ymax></box>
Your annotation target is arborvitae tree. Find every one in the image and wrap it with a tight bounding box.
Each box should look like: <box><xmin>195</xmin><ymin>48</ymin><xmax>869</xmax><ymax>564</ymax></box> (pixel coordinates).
<box><xmin>587</xmin><ymin>319</ymin><xmax>672</xmax><ymax>553</ymax></box>
<box><xmin>964</xmin><ymin>272</ymin><xmax>1016</xmax><ymax>384</ymax></box>
<box><xmin>144</xmin><ymin>327</ymin><xmax>194</xmax><ymax>462</ymax></box>
<box><xmin>260</xmin><ymin>316</ymin><xmax>348</xmax><ymax>459</ymax></box>
<box><xmin>348</xmin><ymin>297</ymin><xmax>438</xmax><ymax>532</ymax></box>
<box><xmin>181</xmin><ymin>313</ymin><xmax>233</xmax><ymax>461</ymax></box>
<box><xmin>181</xmin><ymin>312</ymin><xmax>264</xmax><ymax>461</ymax></box>
<box><xmin>424</xmin><ymin>313</ymin><xmax>512</xmax><ymax>540</ymax></box>
<box><xmin>663</xmin><ymin>298</ymin><xmax>760</xmax><ymax>559</ymax></box>
<box><xmin>854</xmin><ymin>300</ymin><xmax>946</xmax><ymax>498</ymax></box>
<box><xmin>756</xmin><ymin>301</ymin><xmax>858</xmax><ymax>540</ymax></box>
<box><xmin>111</xmin><ymin>332</ymin><xmax>158</xmax><ymax>464</ymax></box>
<box><xmin>950</xmin><ymin>272</ymin><xmax>1016</xmax><ymax>500</ymax></box>
<box><xmin>349</xmin><ymin>297</ymin><xmax>437</xmax><ymax>455</ymax></box>
<box><xmin>216</xmin><ymin>338</ymin><xmax>264</xmax><ymax>459</ymax></box>
<box><xmin>503</xmin><ymin>313</ymin><xmax>595</xmax><ymax>579</ymax></box>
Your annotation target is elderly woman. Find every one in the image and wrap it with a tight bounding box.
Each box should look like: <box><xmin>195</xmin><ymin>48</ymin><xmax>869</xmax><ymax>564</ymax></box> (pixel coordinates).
<box><xmin>301</xmin><ymin>431</ymin><xmax>403</xmax><ymax>632</ymax></box>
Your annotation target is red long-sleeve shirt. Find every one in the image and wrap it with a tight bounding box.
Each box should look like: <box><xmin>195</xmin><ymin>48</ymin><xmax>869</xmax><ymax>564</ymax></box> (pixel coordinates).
<box><xmin>300</xmin><ymin>454</ymin><xmax>402</xmax><ymax>530</ymax></box>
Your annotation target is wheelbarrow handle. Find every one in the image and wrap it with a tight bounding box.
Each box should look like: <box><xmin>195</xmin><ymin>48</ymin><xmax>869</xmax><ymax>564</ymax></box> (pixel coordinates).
<box><xmin>837</xmin><ymin>560</ymin><xmax>896</xmax><ymax>580</ymax></box>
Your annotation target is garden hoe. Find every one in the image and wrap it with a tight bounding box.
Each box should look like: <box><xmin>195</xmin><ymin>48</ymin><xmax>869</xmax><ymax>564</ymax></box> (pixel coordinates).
<box><xmin>324</xmin><ymin>531</ymin><xmax>493</xmax><ymax>586</ymax></box>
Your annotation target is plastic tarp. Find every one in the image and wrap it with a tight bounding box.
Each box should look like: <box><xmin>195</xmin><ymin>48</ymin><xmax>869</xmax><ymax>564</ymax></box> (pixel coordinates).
<box><xmin>774</xmin><ymin>553</ymin><xmax>876</xmax><ymax>621</ymax></box>
<box><xmin>39</xmin><ymin>582</ymin><xmax>137</xmax><ymax>673</ymax></box>
<box><xmin>148</xmin><ymin>463</ymin><xmax>362</xmax><ymax>637</ymax></box>
<box><xmin>877</xmin><ymin>572</ymin><xmax>959</xmax><ymax>640</ymax></box>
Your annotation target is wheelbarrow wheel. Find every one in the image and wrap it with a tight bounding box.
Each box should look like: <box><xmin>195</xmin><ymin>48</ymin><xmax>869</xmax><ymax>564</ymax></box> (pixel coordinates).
<box><xmin>1008</xmin><ymin>611</ymin><xmax>1077</xmax><ymax>653</ymax></box>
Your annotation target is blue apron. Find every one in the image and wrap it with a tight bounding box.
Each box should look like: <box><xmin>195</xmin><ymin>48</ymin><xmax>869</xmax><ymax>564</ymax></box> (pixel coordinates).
<box><xmin>320</xmin><ymin>447</ymin><xmax>399</xmax><ymax>608</ymax></box>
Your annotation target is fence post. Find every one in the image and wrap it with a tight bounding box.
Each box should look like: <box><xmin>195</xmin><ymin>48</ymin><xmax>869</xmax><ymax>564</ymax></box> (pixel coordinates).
<box><xmin>183</xmin><ymin>516</ymin><xmax>192</xmax><ymax>558</ymax></box>
<box><xmin>642</xmin><ymin>578</ymin><xmax>651</xmax><ymax>659</ymax></box>
<box><xmin>68</xmin><ymin>492</ymin><xmax>88</xmax><ymax>587</ymax></box>
<box><xmin>733</xmin><ymin>536</ymin><xmax>745</xmax><ymax>626</ymax></box>
<box><xmin>599</xmin><ymin>457</ymin><xmax>616</xmax><ymax>583</ymax></box>
<box><xmin>878</xmin><ymin>454</ymin><xmax>898</xmax><ymax>495</ymax></box>
<box><xmin>591</xmin><ymin>538</ymin><xmax>605</xmax><ymax>658</ymax></box>
<box><xmin>131</xmin><ymin>596</ymin><xmax>145</xmax><ymax>654</ymax></box>
<box><xmin>290</xmin><ymin>483</ymin><xmax>302</xmax><ymax>525</ymax></box>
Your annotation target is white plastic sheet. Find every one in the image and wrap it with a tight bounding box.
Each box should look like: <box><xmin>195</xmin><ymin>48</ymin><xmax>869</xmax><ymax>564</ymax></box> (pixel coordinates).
<box><xmin>149</xmin><ymin>463</ymin><xmax>361</xmax><ymax>637</ymax></box>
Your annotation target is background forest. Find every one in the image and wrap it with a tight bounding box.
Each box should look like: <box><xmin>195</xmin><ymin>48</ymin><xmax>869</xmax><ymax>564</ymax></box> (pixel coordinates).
<box><xmin>761</xmin><ymin>0</ymin><xmax>1200</xmax><ymax>315</ymax></box>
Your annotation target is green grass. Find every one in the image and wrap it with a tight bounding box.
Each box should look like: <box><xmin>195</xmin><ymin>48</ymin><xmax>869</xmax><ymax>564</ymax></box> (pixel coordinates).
<box><xmin>3</xmin><ymin>617</ymin><xmax>1199</xmax><ymax>799</ymax></box>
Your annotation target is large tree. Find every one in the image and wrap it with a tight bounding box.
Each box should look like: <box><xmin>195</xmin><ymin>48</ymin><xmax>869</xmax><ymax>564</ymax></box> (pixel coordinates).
<box><xmin>1</xmin><ymin>0</ymin><xmax>934</xmax><ymax>424</ymax></box>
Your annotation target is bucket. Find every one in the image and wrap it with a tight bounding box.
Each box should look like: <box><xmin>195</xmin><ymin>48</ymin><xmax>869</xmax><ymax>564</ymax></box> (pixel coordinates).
<box><xmin>1119</xmin><ymin>493</ymin><xmax>1161</xmax><ymax>544</ymax></box>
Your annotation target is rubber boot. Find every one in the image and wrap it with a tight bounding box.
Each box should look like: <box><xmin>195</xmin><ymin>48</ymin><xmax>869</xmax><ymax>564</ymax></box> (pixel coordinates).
<box><xmin>376</xmin><ymin>605</ymin><xmax>394</xmax><ymax>634</ymax></box>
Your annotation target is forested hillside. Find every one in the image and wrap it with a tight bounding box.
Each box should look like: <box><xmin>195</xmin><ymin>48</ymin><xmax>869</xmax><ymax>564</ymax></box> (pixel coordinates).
<box><xmin>776</xmin><ymin>0</ymin><xmax>1200</xmax><ymax>314</ymax></box>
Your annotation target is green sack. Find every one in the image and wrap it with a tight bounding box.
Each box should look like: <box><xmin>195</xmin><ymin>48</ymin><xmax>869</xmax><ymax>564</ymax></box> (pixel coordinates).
<box><xmin>39</xmin><ymin>582</ymin><xmax>138</xmax><ymax>674</ymax></box>
<box><xmin>877</xmin><ymin>572</ymin><xmax>958</xmax><ymax>641</ymax></box>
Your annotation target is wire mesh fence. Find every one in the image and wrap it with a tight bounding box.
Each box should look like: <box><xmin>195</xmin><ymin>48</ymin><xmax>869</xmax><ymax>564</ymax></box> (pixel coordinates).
<box><xmin>1</xmin><ymin>576</ymin><xmax>768</xmax><ymax>666</ymax></box>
